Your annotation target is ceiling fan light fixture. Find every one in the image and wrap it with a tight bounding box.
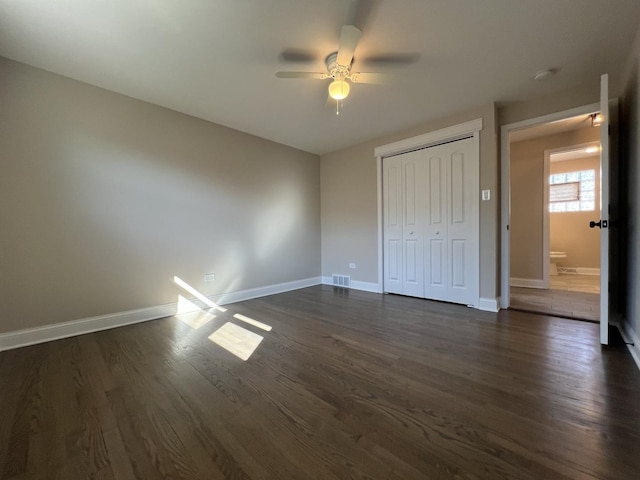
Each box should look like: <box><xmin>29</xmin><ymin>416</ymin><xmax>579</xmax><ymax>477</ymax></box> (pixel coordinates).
<box><xmin>328</xmin><ymin>79</ymin><xmax>350</xmax><ymax>100</ymax></box>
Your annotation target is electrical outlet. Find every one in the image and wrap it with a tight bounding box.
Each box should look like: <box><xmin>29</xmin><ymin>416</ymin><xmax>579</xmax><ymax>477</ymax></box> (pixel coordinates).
<box><xmin>204</xmin><ymin>273</ymin><xmax>215</xmax><ymax>282</ymax></box>
<box><xmin>349</xmin><ymin>263</ymin><xmax>356</xmax><ymax>269</ymax></box>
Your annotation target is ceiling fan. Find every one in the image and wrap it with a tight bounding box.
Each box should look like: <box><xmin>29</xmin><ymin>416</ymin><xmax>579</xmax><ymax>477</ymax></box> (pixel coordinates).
<box><xmin>275</xmin><ymin>24</ymin><xmax>413</xmax><ymax>114</ymax></box>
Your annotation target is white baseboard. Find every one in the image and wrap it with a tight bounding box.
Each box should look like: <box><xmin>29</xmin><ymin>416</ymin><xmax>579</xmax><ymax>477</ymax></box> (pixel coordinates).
<box><xmin>557</xmin><ymin>267</ymin><xmax>600</xmax><ymax>275</ymax></box>
<box><xmin>211</xmin><ymin>277</ymin><xmax>322</xmax><ymax>305</ymax></box>
<box><xmin>321</xmin><ymin>276</ymin><xmax>498</xmax><ymax>311</ymax></box>
<box><xmin>0</xmin><ymin>276</ymin><xmax>322</xmax><ymax>352</ymax></box>
<box><xmin>351</xmin><ymin>280</ymin><xmax>382</xmax><ymax>293</ymax></box>
<box><xmin>617</xmin><ymin>321</ymin><xmax>640</xmax><ymax>372</ymax></box>
<box><xmin>320</xmin><ymin>276</ymin><xmax>382</xmax><ymax>293</ymax></box>
<box><xmin>510</xmin><ymin>277</ymin><xmax>547</xmax><ymax>289</ymax></box>
<box><xmin>0</xmin><ymin>304</ymin><xmax>178</xmax><ymax>353</ymax></box>
<box><xmin>477</xmin><ymin>297</ymin><xmax>500</xmax><ymax>312</ymax></box>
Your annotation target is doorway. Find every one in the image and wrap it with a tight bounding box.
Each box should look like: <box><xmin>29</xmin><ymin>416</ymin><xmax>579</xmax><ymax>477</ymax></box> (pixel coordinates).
<box><xmin>508</xmin><ymin>128</ymin><xmax>602</xmax><ymax>321</ymax></box>
<box><xmin>500</xmin><ymin>103</ymin><xmax>604</xmax><ymax>319</ymax></box>
<box><xmin>503</xmin><ymin>76</ymin><xmax>614</xmax><ymax>345</ymax></box>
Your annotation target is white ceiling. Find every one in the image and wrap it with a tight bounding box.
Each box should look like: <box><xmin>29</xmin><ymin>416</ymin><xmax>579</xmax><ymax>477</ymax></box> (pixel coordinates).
<box><xmin>1</xmin><ymin>0</ymin><xmax>639</xmax><ymax>155</ymax></box>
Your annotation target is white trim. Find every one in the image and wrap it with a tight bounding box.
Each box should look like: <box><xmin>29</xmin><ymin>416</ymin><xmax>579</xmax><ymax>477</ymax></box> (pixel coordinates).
<box><xmin>377</xmin><ymin>119</ymin><xmax>483</xmax><ymax>310</ymax></box>
<box><xmin>616</xmin><ymin>322</ymin><xmax>640</xmax><ymax>372</ymax></box>
<box><xmin>351</xmin><ymin>280</ymin><xmax>381</xmax><ymax>293</ymax></box>
<box><xmin>210</xmin><ymin>277</ymin><xmax>321</xmax><ymax>305</ymax></box>
<box><xmin>374</xmin><ymin>118</ymin><xmax>483</xmax><ymax>158</ymax></box>
<box><xmin>0</xmin><ymin>276</ymin><xmax>322</xmax><ymax>352</ymax></box>
<box><xmin>500</xmin><ymin>102</ymin><xmax>600</xmax><ymax>309</ymax></box>
<box><xmin>510</xmin><ymin>278</ymin><xmax>547</xmax><ymax>289</ymax></box>
<box><xmin>321</xmin><ymin>276</ymin><xmax>381</xmax><ymax>293</ymax></box>
<box><xmin>599</xmin><ymin>74</ymin><xmax>610</xmax><ymax>346</ymax></box>
<box><xmin>500</xmin><ymin>123</ymin><xmax>511</xmax><ymax>309</ymax></box>
<box><xmin>0</xmin><ymin>304</ymin><xmax>177</xmax><ymax>352</ymax></box>
<box><xmin>543</xmin><ymin>149</ymin><xmax>550</xmax><ymax>288</ymax></box>
<box><xmin>477</xmin><ymin>297</ymin><xmax>500</xmax><ymax>312</ymax></box>
<box><xmin>376</xmin><ymin>155</ymin><xmax>384</xmax><ymax>293</ymax></box>
<box><xmin>470</xmin><ymin>132</ymin><xmax>481</xmax><ymax>310</ymax></box>
<box><xmin>556</xmin><ymin>267</ymin><xmax>601</xmax><ymax>275</ymax></box>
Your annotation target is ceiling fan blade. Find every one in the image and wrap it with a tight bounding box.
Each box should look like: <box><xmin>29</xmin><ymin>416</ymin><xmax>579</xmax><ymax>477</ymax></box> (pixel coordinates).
<box><xmin>361</xmin><ymin>53</ymin><xmax>421</xmax><ymax>66</ymax></box>
<box><xmin>349</xmin><ymin>72</ymin><xmax>392</xmax><ymax>84</ymax></box>
<box><xmin>275</xmin><ymin>72</ymin><xmax>329</xmax><ymax>79</ymax></box>
<box><xmin>279</xmin><ymin>48</ymin><xmax>318</xmax><ymax>63</ymax></box>
<box><xmin>337</xmin><ymin>25</ymin><xmax>361</xmax><ymax>66</ymax></box>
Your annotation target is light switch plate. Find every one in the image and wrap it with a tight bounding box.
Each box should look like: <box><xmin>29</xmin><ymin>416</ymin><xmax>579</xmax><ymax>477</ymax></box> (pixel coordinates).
<box><xmin>482</xmin><ymin>189</ymin><xmax>491</xmax><ymax>201</ymax></box>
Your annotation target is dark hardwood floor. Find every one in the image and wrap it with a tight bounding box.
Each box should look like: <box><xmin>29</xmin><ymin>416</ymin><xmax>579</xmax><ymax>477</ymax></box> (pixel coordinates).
<box><xmin>1</xmin><ymin>285</ymin><xmax>639</xmax><ymax>479</ymax></box>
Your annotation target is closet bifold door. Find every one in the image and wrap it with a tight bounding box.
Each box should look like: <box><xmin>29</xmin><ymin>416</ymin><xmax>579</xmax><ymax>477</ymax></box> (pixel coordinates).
<box><xmin>424</xmin><ymin>138</ymin><xmax>477</xmax><ymax>305</ymax></box>
<box><xmin>424</xmin><ymin>144</ymin><xmax>448</xmax><ymax>301</ymax></box>
<box><xmin>400</xmin><ymin>150</ymin><xmax>426</xmax><ymax>297</ymax></box>
<box><xmin>382</xmin><ymin>151</ymin><xmax>426</xmax><ymax>297</ymax></box>
<box><xmin>383</xmin><ymin>155</ymin><xmax>403</xmax><ymax>294</ymax></box>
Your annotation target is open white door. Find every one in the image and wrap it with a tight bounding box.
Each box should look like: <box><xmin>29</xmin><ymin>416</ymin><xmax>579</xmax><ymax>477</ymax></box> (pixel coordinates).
<box><xmin>599</xmin><ymin>74</ymin><xmax>610</xmax><ymax>345</ymax></box>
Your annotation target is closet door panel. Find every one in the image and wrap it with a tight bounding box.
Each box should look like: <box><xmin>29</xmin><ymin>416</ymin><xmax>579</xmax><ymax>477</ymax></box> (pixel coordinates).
<box><xmin>451</xmin><ymin>239</ymin><xmax>466</xmax><ymax>288</ymax></box>
<box><xmin>383</xmin><ymin>157</ymin><xmax>403</xmax><ymax>294</ymax></box>
<box><xmin>428</xmin><ymin>156</ymin><xmax>445</xmax><ymax>227</ymax></box>
<box><xmin>402</xmin><ymin>151</ymin><xmax>425</xmax><ymax>297</ymax></box>
<box><xmin>387</xmin><ymin>239</ymin><xmax>401</xmax><ymax>283</ymax></box>
<box><xmin>428</xmin><ymin>238</ymin><xmax>446</xmax><ymax>288</ymax></box>
<box><xmin>424</xmin><ymin>151</ymin><xmax>448</xmax><ymax>300</ymax></box>
<box><xmin>450</xmin><ymin>152</ymin><xmax>466</xmax><ymax>224</ymax></box>
<box><xmin>446</xmin><ymin>139</ymin><xmax>478</xmax><ymax>305</ymax></box>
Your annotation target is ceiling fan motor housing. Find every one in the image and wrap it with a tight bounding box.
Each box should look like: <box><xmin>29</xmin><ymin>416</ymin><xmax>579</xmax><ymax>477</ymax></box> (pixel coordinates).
<box><xmin>325</xmin><ymin>52</ymin><xmax>351</xmax><ymax>79</ymax></box>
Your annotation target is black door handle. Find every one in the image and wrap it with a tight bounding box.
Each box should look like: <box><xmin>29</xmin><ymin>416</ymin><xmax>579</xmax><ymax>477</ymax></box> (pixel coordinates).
<box><xmin>589</xmin><ymin>220</ymin><xmax>608</xmax><ymax>229</ymax></box>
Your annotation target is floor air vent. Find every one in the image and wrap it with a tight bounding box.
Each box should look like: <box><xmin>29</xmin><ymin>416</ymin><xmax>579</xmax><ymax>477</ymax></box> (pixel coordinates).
<box><xmin>332</xmin><ymin>274</ymin><xmax>351</xmax><ymax>287</ymax></box>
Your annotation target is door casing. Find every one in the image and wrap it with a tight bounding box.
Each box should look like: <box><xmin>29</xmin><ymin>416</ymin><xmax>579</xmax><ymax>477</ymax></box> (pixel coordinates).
<box><xmin>500</xmin><ymin>103</ymin><xmax>601</xmax><ymax>309</ymax></box>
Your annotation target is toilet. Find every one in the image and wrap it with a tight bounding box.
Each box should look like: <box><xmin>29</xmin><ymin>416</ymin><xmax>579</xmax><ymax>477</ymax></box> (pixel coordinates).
<box><xmin>550</xmin><ymin>251</ymin><xmax>567</xmax><ymax>276</ymax></box>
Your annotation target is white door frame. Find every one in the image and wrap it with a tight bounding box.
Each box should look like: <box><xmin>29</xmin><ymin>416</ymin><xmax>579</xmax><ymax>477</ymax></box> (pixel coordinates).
<box><xmin>375</xmin><ymin>118</ymin><xmax>483</xmax><ymax>307</ymax></box>
<box><xmin>500</xmin><ymin>103</ymin><xmax>600</xmax><ymax>309</ymax></box>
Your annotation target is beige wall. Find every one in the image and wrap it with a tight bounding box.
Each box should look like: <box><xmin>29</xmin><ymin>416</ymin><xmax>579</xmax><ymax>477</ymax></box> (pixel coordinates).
<box><xmin>0</xmin><ymin>57</ymin><xmax>320</xmax><ymax>334</ymax></box>
<box><xmin>498</xmin><ymin>81</ymin><xmax>600</xmax><ymax>127</ymax></box>
<box><xmin>509</xmin><ymin>127</ymin><xmax>600</xmax><ymax>280</ymax></box>
<box><xmin>550</xmin><ymin>156</ymin><xmax>601</xmax><ymax>269</ymax></box>
<box><xmin>321</xmin><ymin>104</ymin><xmax>499</xmax><ymax>301</ymax></box>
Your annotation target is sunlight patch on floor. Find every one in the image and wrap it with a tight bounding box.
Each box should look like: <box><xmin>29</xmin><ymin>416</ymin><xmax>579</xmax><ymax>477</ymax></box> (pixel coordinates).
<box><xmin>208</xmin><ymin>322</ymin><xmax>264</xmax><ymax>361</ymax></box>
<box><xmin>233</xmin><ymin>313</ymin><xmax>272</xmax><ymax>332</ymax></box>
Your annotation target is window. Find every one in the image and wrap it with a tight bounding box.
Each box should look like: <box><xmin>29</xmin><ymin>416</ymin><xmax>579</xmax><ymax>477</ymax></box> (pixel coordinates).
<box><xmin>549</xmin><ymin>169</ymin><xmax>595</xmax><ymax>212</ymax></box>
